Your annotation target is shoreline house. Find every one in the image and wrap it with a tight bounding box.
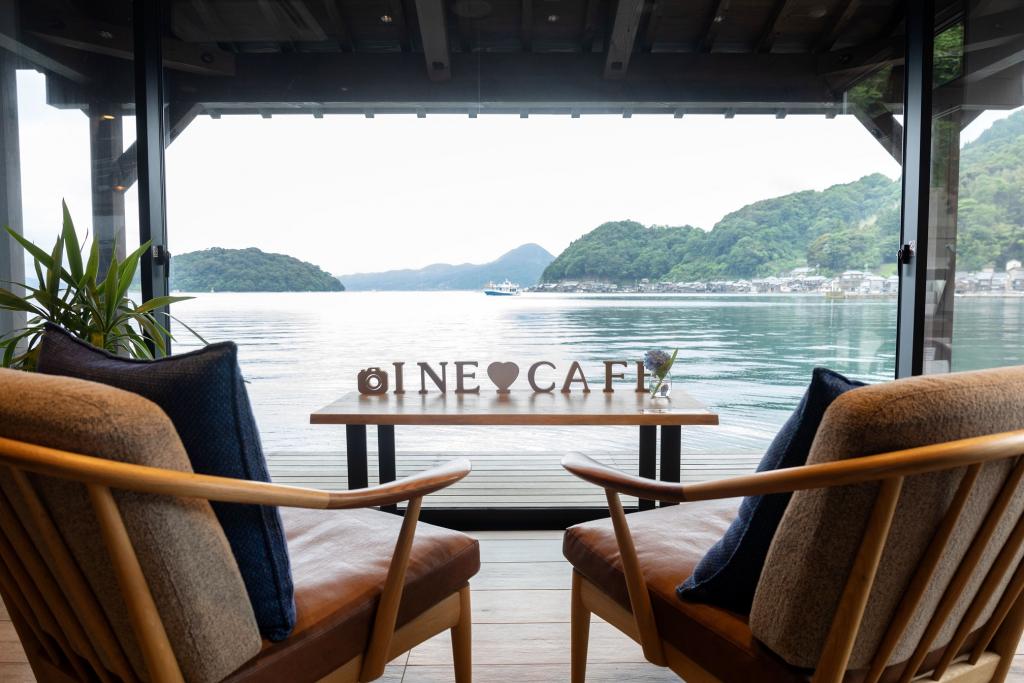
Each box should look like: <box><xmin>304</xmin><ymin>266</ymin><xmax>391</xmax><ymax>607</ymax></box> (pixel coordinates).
<box><xmin>1</xmin><ymin>2</ymin><xmax>1024</xmax><ymax>682</ymax></box>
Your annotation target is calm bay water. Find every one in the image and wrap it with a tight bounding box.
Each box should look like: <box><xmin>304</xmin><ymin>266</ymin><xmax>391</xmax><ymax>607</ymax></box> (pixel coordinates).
<box><xmin>170</xmin><ymin>292</ymin><xmax>1023</xmax><ymax>456</ymax></box>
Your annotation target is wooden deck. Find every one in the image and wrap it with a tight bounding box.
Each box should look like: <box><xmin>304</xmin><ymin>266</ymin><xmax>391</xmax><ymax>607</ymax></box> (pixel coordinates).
<box><xmin>264</xmin><ymin>451</ymin><xmax>764</xmax><ymax>507</ymax></box>
<box><xmin>3</xmin><ymin>531</ymin><xmax>1024</xmax><ymax>682</ymax></box>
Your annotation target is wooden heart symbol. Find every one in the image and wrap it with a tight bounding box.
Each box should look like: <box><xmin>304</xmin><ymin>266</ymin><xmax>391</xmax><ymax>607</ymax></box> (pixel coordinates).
<box><xmin>487</xmin><ymin>362</ymin><xmax>520</xmax><ymax>394</ymax></box>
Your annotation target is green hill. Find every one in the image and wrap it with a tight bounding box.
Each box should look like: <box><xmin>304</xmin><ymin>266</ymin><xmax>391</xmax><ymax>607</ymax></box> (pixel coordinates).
<box><xmin>171</xmin><ymin>247</ymin><xmax>344</xmax><ymax>292</ymax></box>
<box><xmin>543</xmin><ymin>110</ymin><xmax>1024</xmax><ymax>283</ymax></box>
<box><xmin>542</xmin><ymin>174</ymin><xmax>899</xmax><ymax>282</ymax></box>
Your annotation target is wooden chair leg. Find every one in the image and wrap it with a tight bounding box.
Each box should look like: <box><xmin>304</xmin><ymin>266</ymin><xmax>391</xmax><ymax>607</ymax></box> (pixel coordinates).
<box><xmin>451</xmin><ymin>585</ymin><xmax>472</xmax><ymax>683</ymax></box>
<box><xmin>571</xmin><ymin>571</ymin><xmax>591</xmax><ymax>683</ymax></box>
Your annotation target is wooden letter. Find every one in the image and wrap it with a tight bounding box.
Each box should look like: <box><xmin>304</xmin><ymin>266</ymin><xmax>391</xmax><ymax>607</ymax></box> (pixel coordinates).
<box><xmin>635</xmin><ymin>360</ymin><xmax>648</xmax><ymax>393</ymax></box>
<box><xmin>603</xmin><ymin>361</ymin><xmax>627</xmax><ymax>393</ymax></box>
<box><xmin>358</xmin><ymin>367</ymin><xmax>389</xmax><ymax>395</ymax></box>
<box><xmin>487</xmin><ymin>362</ymin><xmax>520</xmax><ymax>394</ymax></box>
<box><xmin>561</xmin><ymin>361</ymin><xmax>591</xmax><ymax>394</ymax></box>
<box><xmin>455</xmin><ymin>361</ymin><xmax>480</xmax><ymax>394</ymax></box>
<box><xmin>528</xmin><ymin>361</ymin><xmax>556</xmax><ymax>393</ymax></box>
<box><xmin>392</xmin><ymin>362</ymin><xmax>405</xmax><ymax>394</ymax></box>
<box><xmin>418</xmin><ymin>362</ymin><xmax>448</xmax><ymax>394</ymax></box>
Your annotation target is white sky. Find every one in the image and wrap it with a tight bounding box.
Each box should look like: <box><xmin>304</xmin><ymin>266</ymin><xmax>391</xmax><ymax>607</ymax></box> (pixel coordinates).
<box><xmin>14</xmin><ymin>69</ymin><xmax>1011</xmax><ymax>275</ymax></box>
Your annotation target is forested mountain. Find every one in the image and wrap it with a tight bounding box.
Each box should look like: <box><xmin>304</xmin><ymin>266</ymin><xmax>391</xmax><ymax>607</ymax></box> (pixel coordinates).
<box><xmin>956</xmin><ymin>111</ymin><xmax>1024</xmax><ymax>270</ymax></box>
<box><xmin>542</xmin><ymin>175</ymin><xmax>899</xmax><ymax>282</ymax></box>
<box><xmin>171</xmin><ymin>247</ymin><xmax>344</xmax><ymax>292</ymax></box>
<box><xmin>543</xmin><ymin>109</ymin><xmax>1024</xmax><ymax>283</ymax></box>
<box><xmin>340</xmin><ymin>243</ymin><xmax>554</xmax><ymax>290</ymax></box>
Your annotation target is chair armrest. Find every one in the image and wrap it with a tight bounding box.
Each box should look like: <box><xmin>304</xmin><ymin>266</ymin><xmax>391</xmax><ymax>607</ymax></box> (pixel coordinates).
<box><xmin>0</xmin><ymin>435</ymin><xmax>471</xmax><ymax>510</ymax></box>
<box><xmin>562</xmin><ymin>429</ymin><xmax>1024</xmax><ymax>504</ymax></box>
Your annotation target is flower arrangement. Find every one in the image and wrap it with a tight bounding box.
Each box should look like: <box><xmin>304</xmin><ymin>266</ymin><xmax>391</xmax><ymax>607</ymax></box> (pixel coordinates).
<box><xmin>644</xmin><ymin>348</ymin><xmax>677</xmax><ymax>398</ymax></box>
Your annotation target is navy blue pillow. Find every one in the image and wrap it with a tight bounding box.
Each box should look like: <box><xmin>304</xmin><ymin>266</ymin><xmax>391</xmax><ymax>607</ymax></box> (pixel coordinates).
<box><xmin>677</xmin><ymin>367</ymin><xmax>865</xmax><ymax>613</ymax></box>
<box><xmin>37</xmin><ymin>325</ymin><xmax>296</xmax><ymax>641</ymax></box>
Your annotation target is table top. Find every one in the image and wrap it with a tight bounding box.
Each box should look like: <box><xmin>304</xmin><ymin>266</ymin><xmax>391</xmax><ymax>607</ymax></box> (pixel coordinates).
<box><xmin>310</xmin><ymin>390</ymin><xmax>719</xmax><ymax>426</ymax></box>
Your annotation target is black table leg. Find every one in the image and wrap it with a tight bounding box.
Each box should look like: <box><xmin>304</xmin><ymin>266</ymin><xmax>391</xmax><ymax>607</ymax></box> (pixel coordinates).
<box><xmin>660</xmin><ymin>425</ymin><xmax>681</xmax><ymax>507</ymax></box>
<box><xmin>378</xmin><ymin>425</ymin><xmax>397</xmax><ymax>514</ymax></box>
<box><xmin>345</xmin><ymin>424</ymin><xmax>369</xmax><ymax>490</ymax></box>
<box><xmin>638</xmin><ymin>425</ymin><xmax>657</xmax><ymax>511</ymax></box>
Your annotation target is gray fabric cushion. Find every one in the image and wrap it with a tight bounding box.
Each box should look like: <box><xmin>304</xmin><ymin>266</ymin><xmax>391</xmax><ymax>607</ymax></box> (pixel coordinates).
<box><xmin>750</xmin><ymin>365</ymin><xmax>1024</xmax><ymax>670</ymax></box>
<box><xmin>0</xmin><ymin>368</ymin><xmax>262</xmax><ymax>682</ymax></box>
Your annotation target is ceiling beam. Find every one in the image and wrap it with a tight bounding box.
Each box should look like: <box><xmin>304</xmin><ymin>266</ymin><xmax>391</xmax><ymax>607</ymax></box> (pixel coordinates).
<box><xmin>851</xmin><ymin>103</ymin><xmax>902</xmax><ymax>163</ymax></box>
<box><xmin>30</xmin><ymin>17</ymin><xmax>235</xmax><ymax>76</ymax></box>
<box><xmin>755</xmin><ymin>0</ymin><xmax>794</xmax><ymax>53</ymax></box>
<box><xmin>816</xmin><ymin>0</ymin><xmax>860</xmax><ymax>53</ymax></box>
<box><xmin>0</xmin><ymin>29</ymin><xmax>92</xmax><ymax>84</ymax></box>
<box><xmin>413</xmin><ymin>0</ymin><xmax>450</xmax><ymax>81</ymax></box>
<box><xmin>604</xmin><ymin>0</ymin><xmax>645</xmax><ymax>79</ymax></box>
<box><xmin>115</xmin><ymin>103</ymin><xmax>203</xmax><ymax>189</ymax></box>
<box><xmin>699</xmin><ymin>0</ymin><xmax>730</xmax><ymax>52</ymax></box>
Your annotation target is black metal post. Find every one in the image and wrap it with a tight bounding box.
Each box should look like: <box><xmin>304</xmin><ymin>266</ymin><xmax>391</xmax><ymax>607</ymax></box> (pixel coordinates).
<box><xmin>378</xmin><ymin>425</ymin><xmax>397</xmax><ymax>513</ymax></box>
<box><xmin>659</xmin><ymin>425</ymin><xmax>681</xmax><ymax>506</ymax></box>
<box><xmin>133</xmin><ymin>0</ymin><xmax>171</xmax><ymax>353</ymax></box>
<box><xmin>895</xmin><ymin>0</ymin><xmax>934</xmax><ymax>378</ymax></box>
<box><xmin>345</xmin><ymin>425</ymin><xmax>369</xmax><ymax>490</ymax></box>
<box><xmin>638</xmin><ymin>425</ymin><xmax>657</xmax><ymax>511</ymax></box>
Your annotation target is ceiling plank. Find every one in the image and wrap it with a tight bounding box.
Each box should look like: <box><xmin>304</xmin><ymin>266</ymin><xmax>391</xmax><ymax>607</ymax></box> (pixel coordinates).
<box><xmin>413</xmin><ymin>0</ymin><xmax>451</xmax><ymax>81</ymax></box>
<box><xmin>521</xmin><ymin>0</ymin><xmax>533</xmax><ymax>52</ymax></box>
<box><xmin>320</xmin><ymin>0</ymin><xmax>355</xmax><ymax>52</ymax></box>
<box><xmin>755</xmin><ymin>0</ymin><xmax>794</xmax><ymax>53</ymax></box>
<box><xmin>816</xmin><ymin>0</ymin><xmax>860</xmax><ymax>53</ymax></box>
<box><xmin>604</xmin><ymin>0</ymin><xmax>645</xmax><ymax>79</ymax></box>
<box><xmin>699</xmin><ymin>0</ymin><xmax>730</xmax><ymax>53</ymax></box>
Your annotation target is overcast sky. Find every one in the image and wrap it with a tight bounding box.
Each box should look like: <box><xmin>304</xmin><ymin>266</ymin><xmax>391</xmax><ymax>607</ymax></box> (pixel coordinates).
<box><xmin>13</xmin><ymin>69</ymin><xmax>1013</xmax><ymax>275</ymax></box>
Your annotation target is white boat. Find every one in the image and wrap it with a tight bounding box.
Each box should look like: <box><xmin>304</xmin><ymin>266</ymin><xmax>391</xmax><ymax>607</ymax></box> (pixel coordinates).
<box><xmin>484</xmin><ymin>280</ymin><xmax>520</xmax><ymax>296</ymax></box>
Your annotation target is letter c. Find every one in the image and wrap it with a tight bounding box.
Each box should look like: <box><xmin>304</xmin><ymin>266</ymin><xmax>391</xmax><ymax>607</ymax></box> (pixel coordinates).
<box><xmin>528</xmin><ymin>361</ymin><xmax>556</xmax><ymax>393</ymax></box>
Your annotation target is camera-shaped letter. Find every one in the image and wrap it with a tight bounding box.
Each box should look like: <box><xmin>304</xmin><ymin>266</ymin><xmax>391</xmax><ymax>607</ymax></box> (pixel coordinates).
<box><xmin>357</xmin><ymin>367</ymin><xmax>389</xmax><ymax>395</ymax></box>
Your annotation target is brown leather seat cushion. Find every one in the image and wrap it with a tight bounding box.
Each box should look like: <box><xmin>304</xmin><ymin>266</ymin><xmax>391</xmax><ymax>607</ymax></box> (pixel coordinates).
<box><xmin>563</xmin><ymin>501</ymin><xmax>976</xmax><ymax>683</ymax></box>
<box><xmin>226</xmin><ymin>507</ymin><xmax>480</xmax><ymax>682</ymax></box>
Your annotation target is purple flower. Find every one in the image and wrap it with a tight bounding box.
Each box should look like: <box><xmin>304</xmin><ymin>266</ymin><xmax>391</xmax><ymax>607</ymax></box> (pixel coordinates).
<box><xmin>644</xmin><ymin>350</ymin><xmax>671</xmax><ymax>373</ymax></box>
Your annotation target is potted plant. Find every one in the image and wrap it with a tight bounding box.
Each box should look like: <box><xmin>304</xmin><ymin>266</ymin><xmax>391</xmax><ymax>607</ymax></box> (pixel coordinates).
<box><xmin>0</xmin><ymin>201</ymin><xmax>203</xmax><ymax>370</ymax></box>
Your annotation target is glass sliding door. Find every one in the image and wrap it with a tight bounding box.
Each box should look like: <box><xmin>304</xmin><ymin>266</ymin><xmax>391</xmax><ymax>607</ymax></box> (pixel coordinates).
<box><xmin>922</xmin><ymin>2</ymin><xmax>1024</xmax><ymax>374</ymax></box>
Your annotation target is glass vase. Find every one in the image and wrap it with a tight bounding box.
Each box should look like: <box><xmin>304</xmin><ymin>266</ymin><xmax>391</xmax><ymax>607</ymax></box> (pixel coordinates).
<box><xmin>649</xmin><ymin>373</ymin><xmax>672</xmax><ymax>399</ymax></box>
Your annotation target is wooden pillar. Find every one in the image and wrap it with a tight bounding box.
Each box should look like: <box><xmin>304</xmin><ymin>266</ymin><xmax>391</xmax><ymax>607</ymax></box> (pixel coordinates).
<box><xmin>0</xmin><ymin>3</ymin><xmax>25</xmax><ymax>341</ymax></box>
<box><xmin>89</xmin><ymin>105</ymin><xmax>127</xmax><ymax>277</ymax></box>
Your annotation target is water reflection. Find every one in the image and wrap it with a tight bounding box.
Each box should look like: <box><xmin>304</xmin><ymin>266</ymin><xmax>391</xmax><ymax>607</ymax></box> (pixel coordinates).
<box><xmin>169</xmin><ymin>292</ymin><xmax>1018</xmax><ymax>457</ymax></box>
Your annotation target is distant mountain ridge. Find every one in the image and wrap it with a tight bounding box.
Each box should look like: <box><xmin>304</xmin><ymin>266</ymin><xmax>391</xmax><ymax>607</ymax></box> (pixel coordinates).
<box><xmin>340</xmin><ymin>243</ymin><xmax>554</xmax><ymax>291</ymax></box>
<box><xmin>171</xmin><ymin>247</ymin><xmax>344</xmax><ymax>292</ymax></box>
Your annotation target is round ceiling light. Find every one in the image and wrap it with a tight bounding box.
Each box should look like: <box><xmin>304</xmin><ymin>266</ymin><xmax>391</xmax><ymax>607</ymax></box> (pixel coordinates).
<box><xmin>380</xmin><ymin>14</ymin><xmax>394</xmax><ymax>23</ymax></box>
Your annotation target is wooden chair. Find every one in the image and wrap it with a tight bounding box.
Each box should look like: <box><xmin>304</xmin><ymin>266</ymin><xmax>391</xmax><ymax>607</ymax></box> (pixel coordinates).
<box><xmin>0</xmin><ymin>370</ymin><xmax>478</xmax><ymax>683</ymax></box>
<box><xmin>562</xmin><ymin>367</ymin><xmax>1024</xmax><ymax>683</ymax></box>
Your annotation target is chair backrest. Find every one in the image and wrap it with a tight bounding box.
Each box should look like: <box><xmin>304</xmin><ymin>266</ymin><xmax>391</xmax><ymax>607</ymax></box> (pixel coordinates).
<box><xmin>0</xmin><ymin>368</ymin><xmax>261</xmax><ymax>683</ymax></box>
<box><xmin>751</xmin><ymin>365</ymin><xmax>1024</xmax><ymax>680</ymax></box>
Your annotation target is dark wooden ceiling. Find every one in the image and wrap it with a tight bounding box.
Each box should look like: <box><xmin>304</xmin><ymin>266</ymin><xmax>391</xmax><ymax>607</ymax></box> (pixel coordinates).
<box><xmin>4</xmin><ymin>0</ymin><xmax>1022</xmax><ymax>124</ymax></box>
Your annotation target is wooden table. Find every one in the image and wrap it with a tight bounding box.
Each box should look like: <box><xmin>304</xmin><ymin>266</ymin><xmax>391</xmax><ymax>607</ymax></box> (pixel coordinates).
<box><xmin>310</xmin><ymin>390</ymin><xmax>719</xmax><ymax>522</ymax></box>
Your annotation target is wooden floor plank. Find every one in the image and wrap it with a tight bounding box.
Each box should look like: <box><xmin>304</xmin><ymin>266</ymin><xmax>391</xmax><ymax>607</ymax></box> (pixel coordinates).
<box><xmin>401</xmin><ymin>662</ymin><xmax>681</xmax><ymax>682</ymax></box>
<box><xmin>471</xmin><ymin>589</ymin><xmax>571</xmax><ymax>623</ymax></box>
<box><xmin>473</xmin><ymin>561</ymin><xmax>570</xmax><ymax>590</ymax></box>
<box><xmin>477</xmin><ymin>538</ymin><xmax>564</xmax><ymax>563</ymax></box>
<box><xmin>406</xmin><ymin>622</ymin><xmax>645</xmax><ymax>666</ymax></box>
